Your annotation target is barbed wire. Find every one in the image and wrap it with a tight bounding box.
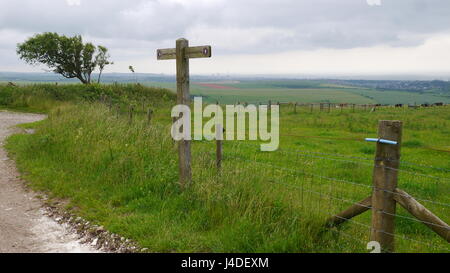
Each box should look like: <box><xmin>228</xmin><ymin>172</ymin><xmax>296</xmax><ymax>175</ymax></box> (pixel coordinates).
<box><xmin>224</xmin><ymin>153</ymin><xmax>450</xmax><ymax>209</ymax></box>
<box><xmin>226</xmin><ymin>142</ymin><xmax>450</xmax><ymax>183</ymax></box>
<box><xmin>228</xmin><ymin>141</ymin><xmax>450</xmax><ymax>173</ymax></box>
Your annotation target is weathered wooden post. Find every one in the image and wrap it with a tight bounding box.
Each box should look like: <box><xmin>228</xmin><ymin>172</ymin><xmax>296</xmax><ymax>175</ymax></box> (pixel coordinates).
<box><xmin>294</xmin><ymin>102</ymin><xmax>297</xmax><ymax>113</ymax></box>
<box><xmin>129</xmin><ymin>105</ymin><xmax>134</xmax><ymax>124</ymax></box>
<box><xmin>147</xmin><ymin>108</ymin><xmax>153</xmax><ymax>125</ymax></box>
<box><xmin>216</xmin><ymin>123</ymin><xmax>223</xmax><ymax>170</ymax></box>
<box><xmin>157</xmin><ymin>38</ymin><xmax>212</xmax><ymax>188</ymax></box>
<box><xmin>370</xmin><ymin>120</ymin><xmax>402</xmax><ymax>252</ymax></box>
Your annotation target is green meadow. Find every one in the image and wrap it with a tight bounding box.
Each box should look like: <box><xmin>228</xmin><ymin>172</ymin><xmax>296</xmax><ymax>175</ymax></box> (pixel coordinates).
<box><xmin>1</xmin><ymin>83</ymin><xmax>449</xmax><ymax>253</ymax></box>
<box><xmin>144</xmin><ymin>80</ymin><xmax>450</xmax><ymax>105</ymax></box>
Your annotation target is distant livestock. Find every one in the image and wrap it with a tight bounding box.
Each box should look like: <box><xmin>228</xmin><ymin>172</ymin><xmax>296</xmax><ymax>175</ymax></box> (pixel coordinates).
<box><xmin>395</xmin><ymin>104</ymin><xmax>403</xmax><ymax>108</ymax></box>
<box><xmin>433</xmin><ymin>102</ymin><xmax>444</xmax><ymax>106</ymax></box>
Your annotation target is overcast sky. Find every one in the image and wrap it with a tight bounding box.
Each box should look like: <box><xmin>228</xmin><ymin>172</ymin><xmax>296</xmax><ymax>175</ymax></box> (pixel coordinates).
<box><xmin>1</xmin><ymin>0</ymin><xmax>450</xmax><ymax>76</ymax></box>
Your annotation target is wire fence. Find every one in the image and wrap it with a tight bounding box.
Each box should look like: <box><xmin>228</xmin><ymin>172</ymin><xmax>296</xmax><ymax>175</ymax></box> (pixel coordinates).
<box><xmin>97</xmin><ymin>95</ymin><xmax>450</xmax><ymax>253</ymax></box>
<box><xmin>208</xmin><ymin>140</ymin><xmax>450</xmax><ymax>253</ymax></box>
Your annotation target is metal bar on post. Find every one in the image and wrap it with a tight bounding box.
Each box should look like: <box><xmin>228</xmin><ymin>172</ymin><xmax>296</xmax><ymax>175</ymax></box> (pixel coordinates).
<box><xmin>370</xmin><ymin>120</ymin><xmax>403</xmax><ymax>252</ymax></box>
<box><xmin>176</xmin><ymin>38</ymin><xmax>192</xmax><ymax>188</ymax></box>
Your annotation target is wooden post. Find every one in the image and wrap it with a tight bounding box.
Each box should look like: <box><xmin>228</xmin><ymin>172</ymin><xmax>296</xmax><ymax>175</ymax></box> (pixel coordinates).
<box><xmin>328</xmin><ymin>103</ymin><xmax>331</xmax><ymax>113</ymax></box>
<box><xmin>147</xmin><ymin>109</ymin><xmax>153</xmax><ymax>124</ymax></box>
<box><xmin>370</xmin><ymin>120</ymin><xmax>403</xmax><ymax>252</ymax></box>
<box><xmin>294</xmin><ymin>102</ymin><xmax>297</xmax><ymax>113</ymax></box>
<box><xmin>176</xmin><ymin>39</ymin><xmax>192</xmax><ymax>187</ymax></box>
<box><xmin>216</xmin><ymin>123</ymin><xmax>223</xmax><ymax>170</ymax></box>
<box><xmin>129</xmin><ymin>105</ymin><xmax>134</xmax><ymax>124</ymax></box>
<box><xmin>326</xmin><ymin>196</ymin><xmax>372</xmax><ymax>227</ymax></box>
<box><xmin>394</xmin><ymin>188</ymin><xmax>450</xmax><ymax>243</ymax></box>
<box><xmin>310</xmin><ymin>103</ymin><xmax>313</xmax><ymax>113</ymax></box>
<box><xmin>157</xmin><ymin>39</ymin><xmax>212</xmax><ymax>188</ymax></box>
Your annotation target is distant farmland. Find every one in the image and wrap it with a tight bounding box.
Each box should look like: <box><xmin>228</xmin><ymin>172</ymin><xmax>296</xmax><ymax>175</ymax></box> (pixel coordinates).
<box><xmin>144</xmin><ymin>80</ymin><xmax>450</xmax><ymax>105</ymax></box>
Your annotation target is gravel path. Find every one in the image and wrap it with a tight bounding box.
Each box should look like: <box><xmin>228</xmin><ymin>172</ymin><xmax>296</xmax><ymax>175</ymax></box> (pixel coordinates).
<box><xmin>0</xmin><ymin>111</ymin><xmax>99</xmax><ymax>253</ymax></box>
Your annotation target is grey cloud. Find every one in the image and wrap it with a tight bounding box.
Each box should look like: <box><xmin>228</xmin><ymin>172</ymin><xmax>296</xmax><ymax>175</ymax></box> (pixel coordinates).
<box><xmin>1</xmin><ymin>0</ymin><xmax>450</xmax><ymax>68</ymax></box>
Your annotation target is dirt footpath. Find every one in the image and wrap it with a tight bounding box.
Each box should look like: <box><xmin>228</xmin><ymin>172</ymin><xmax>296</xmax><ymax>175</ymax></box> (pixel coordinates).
<box><xmin>0</xmin><ymin>111</ymin><xmax>98</xmax><ymax>253</ymax></box>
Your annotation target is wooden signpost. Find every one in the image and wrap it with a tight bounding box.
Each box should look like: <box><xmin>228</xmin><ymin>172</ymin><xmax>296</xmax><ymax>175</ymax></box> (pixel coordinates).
<box><xmin>157</xmin><ymin>38</ymin><xmax>212</xmax><ymax>188</ymax></box>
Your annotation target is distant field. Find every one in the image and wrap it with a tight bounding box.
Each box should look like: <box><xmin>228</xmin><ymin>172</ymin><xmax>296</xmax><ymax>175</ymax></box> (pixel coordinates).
<box><xmin>3</xmin><ymin>77</ymin><xmax>450</xmax><ymax>105</ymax></box>
<box><xmin>142</xmin><ymin>80</ymin><xmax>450</xmax><ymax>105</ymax></box>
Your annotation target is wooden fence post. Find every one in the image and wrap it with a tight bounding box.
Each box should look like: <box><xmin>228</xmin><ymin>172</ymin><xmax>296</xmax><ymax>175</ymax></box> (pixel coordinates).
<box><xmin>294</xmin><ymin>102</ymin><xmax>297</xmax><ymax>113</ymax></box>
<box><xmin>129</xmin><ymin>105</ymin><xmax>134</xmax><ymax>124</ymax></box>
<box><xmin>147</xmin><ymin>109</ymin><xmax>153</xmax><ymax>124</ymax></box>
<box><xmin>370</xmin><ymin>120</ymin><xmax>403</xmax><ymax>252</ymax></box>
<box><xmin>216</xmin><ymin>123</ymin><xmax>223</xmax><ymax>170</ymax></box>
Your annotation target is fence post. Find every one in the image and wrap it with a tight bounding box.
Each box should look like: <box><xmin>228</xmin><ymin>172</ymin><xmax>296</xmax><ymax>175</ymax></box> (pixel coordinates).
<box><xmin>129</xmin><ymin>105</ymin><xmax>134</xmax><ymax>124</ymax></box>
<box><xmin>294</xmin><ymin>102</ymin><xmax>297</xmax><ymax>113</ymax></box>
<box><xmin>216</xmin><ymin>123</ymin><xmax>223</xmax><ymax>170</ymax></box>
<box><xmin>370</xmin><ymin>120</ymin><xmax>403</xmax><ymax>252</ymax></box>
<box><xmin>147</xmin><ymin>108</ymin><xmax>153</xmax><ymax>124</ymax></box>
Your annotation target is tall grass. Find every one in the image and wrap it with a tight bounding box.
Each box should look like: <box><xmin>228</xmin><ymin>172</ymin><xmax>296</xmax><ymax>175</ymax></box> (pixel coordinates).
<box><xmin>4</xmin><ymin>84</ymin><xmax>450</xmax><ymax>252</ymax></box>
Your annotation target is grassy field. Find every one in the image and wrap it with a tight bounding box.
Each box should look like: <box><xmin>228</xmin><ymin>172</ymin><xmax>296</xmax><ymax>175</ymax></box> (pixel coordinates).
<box><xmin>144</xmin><ymin>80</ymin><xmax>450</xmax><ymax>105</ymax></box>
<box><xmin>1</xmin><ymin>83</ymin><xmax>449</xmax><ymax>253</ymax></box>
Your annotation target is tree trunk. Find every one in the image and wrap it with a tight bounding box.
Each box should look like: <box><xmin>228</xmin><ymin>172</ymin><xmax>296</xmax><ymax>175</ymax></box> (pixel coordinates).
<box><xmin>98</xmin><ymin>69</ymin><xmax>104</xmax><ymax>84</ymax></box>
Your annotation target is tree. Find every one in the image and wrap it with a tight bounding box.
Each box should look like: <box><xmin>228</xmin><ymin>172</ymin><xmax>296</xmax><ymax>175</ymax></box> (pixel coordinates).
<box><xmin>96</xmin><ymin>46</ymin><xmax>113</xmax><ymax>83</ymax></box>
<box><xmin>17</xmin><ymin>32</ymin><xmax>113</xmax><ymax>84</ymax></box>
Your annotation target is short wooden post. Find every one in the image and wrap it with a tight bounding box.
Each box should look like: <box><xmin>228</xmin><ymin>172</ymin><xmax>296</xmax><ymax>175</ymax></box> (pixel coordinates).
<box><xmin>294</xmin><ymin>102</ymin><xmax>297</xmax><ymax>113</ymax></box>
<box><xmin>370</xmin><ymin>120</ymin><xmax>403</xmax><ymax>252</ymax></box>
<box><xmin>147</xmin><ymin>109</ymin><xmax>153</xmax><ymax>124</ymax></box>
<box><xmin>216</xmin><ymin>123</ymin><xmax>223</xmax><ymax>170</ymax></box>
<box><xmin>129</xmin><ymin>105</ymin><xmax>134</xmax><ymax>124</ymax></box>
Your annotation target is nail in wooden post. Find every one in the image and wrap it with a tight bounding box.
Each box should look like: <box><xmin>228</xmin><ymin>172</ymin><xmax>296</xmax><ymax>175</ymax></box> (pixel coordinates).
<box><xmin>370</xmin><ymin>120</ymin><xmax>402</xmax><ymax>252</ymax></box>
